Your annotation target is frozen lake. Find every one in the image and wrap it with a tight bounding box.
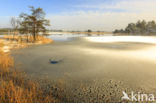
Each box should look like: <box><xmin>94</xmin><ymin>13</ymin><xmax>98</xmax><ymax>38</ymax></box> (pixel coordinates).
<box><xmin>12</xmin><ymin>35</ymin><xmax>156</xmax><ymax>102</ymax></box>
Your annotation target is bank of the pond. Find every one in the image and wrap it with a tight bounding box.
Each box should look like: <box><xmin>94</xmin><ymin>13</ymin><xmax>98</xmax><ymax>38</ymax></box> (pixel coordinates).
<box><xmin>0</xmin><ymin>36</ymin><xmax>57</xmax><ymax>103</ymax></box>
<box><xmin>0</xmin><ymin>35</ymin><xmax>53</xmax><ymax>52</ymax></box>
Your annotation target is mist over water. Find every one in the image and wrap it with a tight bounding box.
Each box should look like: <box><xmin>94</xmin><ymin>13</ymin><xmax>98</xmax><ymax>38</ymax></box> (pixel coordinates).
<box><xmin>48</xmin><ymin>34</ymin><xmax>156</xmax><ymax>44</ymax></box>
<box><xmin>47</xmin><ymin>35</ymin><xmax>156</xmax><ymax>63</ymax></box>
<box><xmin>84</xmin><ymin>36</ymin><xmax>156</xmax><ymax>62</ymax></box>
<box><xmin>86</xmin><ymin>36</ymin><xmax>156</xmax><ymax>44</ymax></box>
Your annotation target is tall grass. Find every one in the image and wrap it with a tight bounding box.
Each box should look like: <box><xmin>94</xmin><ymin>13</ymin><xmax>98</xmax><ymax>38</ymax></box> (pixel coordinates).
<box><xmin>0</xmin><ymin>47</ymin><xmax>55</xmax><ymax>103</ymax></box>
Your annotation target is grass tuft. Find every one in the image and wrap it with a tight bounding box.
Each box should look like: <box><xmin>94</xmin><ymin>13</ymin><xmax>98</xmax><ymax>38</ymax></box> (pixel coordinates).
<box><xmin>0</xmin><ymin>46</ymin><xmax>55</xmax><ymax>103</ymax></box>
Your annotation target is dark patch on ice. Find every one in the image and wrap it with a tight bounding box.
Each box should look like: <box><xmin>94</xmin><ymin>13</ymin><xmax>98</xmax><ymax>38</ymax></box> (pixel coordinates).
<box><xmin>49</xmin><ymin>58</ymin><xmax>64</xmax><ymax>64</ymax></box>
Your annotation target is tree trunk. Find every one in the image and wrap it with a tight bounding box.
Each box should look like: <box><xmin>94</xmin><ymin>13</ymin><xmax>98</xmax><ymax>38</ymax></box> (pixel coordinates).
<box><xmin>33</xmin><ymin>23</ymin><xmax>36</xmax><ymax>42</ymax></box>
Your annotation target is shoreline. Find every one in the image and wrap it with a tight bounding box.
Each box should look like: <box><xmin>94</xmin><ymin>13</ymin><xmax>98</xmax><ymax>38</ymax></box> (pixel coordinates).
<box><xmin>0</xmin><ymin>36</ymin><xmax>56</xmax><ymax>103</ymax></box>
<box><xmin>0</xmin><ymin>35</ymin><xmax>53</xmax><ymax>53</ymax></box>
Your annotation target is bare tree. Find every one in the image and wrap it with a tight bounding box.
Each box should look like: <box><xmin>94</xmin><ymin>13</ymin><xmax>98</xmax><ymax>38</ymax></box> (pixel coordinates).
<box><xmin>10</xmin><ymin>17</ymin><xmax>20</xmax><ymax>39</ymax></box>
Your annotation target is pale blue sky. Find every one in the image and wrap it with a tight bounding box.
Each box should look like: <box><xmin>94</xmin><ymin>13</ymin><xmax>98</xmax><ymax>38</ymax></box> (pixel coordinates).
<box><xmin>0</xmin><ymin>0</ymin><xmax>156</xmax><ymax>31</ymax></box>
<box><xmin>0</xmin><ymin>0</ymin><xmax>119</xmax><ymax>16</ymax></box>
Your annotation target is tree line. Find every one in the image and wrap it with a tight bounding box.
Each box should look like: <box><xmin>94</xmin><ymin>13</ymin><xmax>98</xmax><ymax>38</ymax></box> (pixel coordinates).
<box><xmin>114</xmin><ymin>20</ymin><xmax>156</xmax><ymax>35</ymax></box>
<box><xmin>10</xmin><ymin>6</ymin><xmax>50</xmax><ymax>42</ymax></box>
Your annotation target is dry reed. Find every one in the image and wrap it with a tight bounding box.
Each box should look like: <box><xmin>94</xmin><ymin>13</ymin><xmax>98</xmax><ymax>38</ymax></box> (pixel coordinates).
<box><xmin>4</xmin><ymin>35</ymin><xmax>53</xmax><ymax>44</ymax></box>
<box><xmin>0</xmin><ymin>45</ymin><xmax>55</xmax><ymax>103</ymax></box>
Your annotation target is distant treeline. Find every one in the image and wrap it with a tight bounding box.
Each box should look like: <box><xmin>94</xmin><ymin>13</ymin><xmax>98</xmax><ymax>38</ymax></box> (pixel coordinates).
<box><xmin>49</xmin><ymin>29</ymin><xmax>106</xmax><ymax>33</ymax></box>
<box><xmin>114</xmin><ymin>20</ymin><xmax>156</xmax><ymax>35</ymax></box>
<box><xmin>0</xmin><ymin>28</ymin><xmax>11</xmax><ymax>32</ymax></box>
<box><xmin>0</xmin><ymin>28</ymin><xmax>11</xmax><ymax>35</ymax></box>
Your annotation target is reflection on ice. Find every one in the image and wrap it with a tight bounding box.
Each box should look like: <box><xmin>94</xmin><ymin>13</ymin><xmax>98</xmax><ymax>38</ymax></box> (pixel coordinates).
<box><xmin>86</xmin><ymin>36</ymin><xmax>156</xmax><ymax>44</ymax></box>
<box><xmin>48</xmin><ymin>34</ymin><xmax>86</xmax><ymax>41</ymax></box>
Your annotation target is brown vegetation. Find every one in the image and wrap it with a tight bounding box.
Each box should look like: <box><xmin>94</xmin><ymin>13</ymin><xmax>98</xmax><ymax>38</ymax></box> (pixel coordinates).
<box><xmin>0</xmin><ymin>35</ymin><xmax>53</xmax><ymax>53</ymax></box>
<box><xmin>4</xmin><ymin>35</ymin><xmax>53</xmax><ymax>44</ymax></box>
<box><xmin>0</xmin><ymin>43</ymin><xmax>55</xmax><ymax>103</ymax></box>
<box><xmin>0</xmin><ymin>42</ymin><xmax>4</xmax><ymax>47</ymax></box>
